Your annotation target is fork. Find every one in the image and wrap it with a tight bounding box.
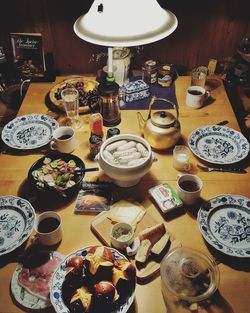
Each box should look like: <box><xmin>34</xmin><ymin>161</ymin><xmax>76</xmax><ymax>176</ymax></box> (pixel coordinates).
<box><xmin>197</xmin><ymin>164</ymin><xmax>247</xmax><ymax>174</ymax></box>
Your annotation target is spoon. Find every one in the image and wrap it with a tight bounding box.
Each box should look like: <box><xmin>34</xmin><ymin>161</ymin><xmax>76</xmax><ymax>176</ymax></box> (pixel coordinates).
<box><xmin>74</xmin><ymin>167</ymin><xmax>99</xmax><ymax>174</ymax></box>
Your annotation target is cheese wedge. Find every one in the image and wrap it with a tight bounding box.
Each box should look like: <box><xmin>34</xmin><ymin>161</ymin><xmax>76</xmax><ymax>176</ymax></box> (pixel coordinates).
<box><xmin>151</xmin><ymin>233</ymin><xmax>170</xmax><ymax>256</ymax></box>
<box><xmin>135</xmin><ymin>239</ymin><xmax>152</xmax><ymax>263</ymax></box>
<box><xmin>138</xmin><ymin>223</ymin><xmax>166</xmax><ymax>245</ymax></box>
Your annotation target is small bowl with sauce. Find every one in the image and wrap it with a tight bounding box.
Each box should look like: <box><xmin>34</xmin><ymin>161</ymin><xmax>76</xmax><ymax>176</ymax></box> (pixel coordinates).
<box><xmin>110</xmin><ymin>222</ymin><xmax>134</xmax><ymax>250</ymax></box>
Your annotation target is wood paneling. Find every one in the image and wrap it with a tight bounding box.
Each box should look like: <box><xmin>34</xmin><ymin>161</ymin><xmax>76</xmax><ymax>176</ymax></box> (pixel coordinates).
<box><xmin>0</xmin><ymin>0</ymin><xmax>249</xmax><ymax>76</ymax></box>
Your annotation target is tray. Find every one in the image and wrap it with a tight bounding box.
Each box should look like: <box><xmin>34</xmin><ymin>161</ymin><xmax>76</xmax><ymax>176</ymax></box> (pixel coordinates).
<box><xmin>91</xmin><ymin>210</ymin><xmax>181</xmax><ymax>283</ymax></box>
<box><xmin>49</xmin><ymin>76</ymin><xmax>99</xmax><ymax>114</ymax></box>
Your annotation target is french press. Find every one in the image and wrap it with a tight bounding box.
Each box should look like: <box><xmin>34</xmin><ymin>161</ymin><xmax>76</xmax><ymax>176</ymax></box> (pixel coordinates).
<box><xmin>98</xmin><ymin>78</ymin><xmax>121</xmax><ymax>127</ymax></box>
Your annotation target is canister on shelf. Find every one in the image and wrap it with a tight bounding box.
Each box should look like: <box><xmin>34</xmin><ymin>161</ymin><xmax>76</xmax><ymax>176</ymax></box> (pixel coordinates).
<box><xmin>142</xmin><ymin>59</ymin><xmax>158</xmax><ymax>84</ymax></box>
<box><xmin>157</xmin><ymin>64</ymin><xmax>174</xmax><ymax>87</ymax></box>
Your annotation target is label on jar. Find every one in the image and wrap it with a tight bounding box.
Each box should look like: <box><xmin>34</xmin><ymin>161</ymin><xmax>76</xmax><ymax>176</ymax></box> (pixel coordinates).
<box><xmin>158</xmin><ymin>74</ymin><xmax>172</xmax><ymax>87</ymax></box>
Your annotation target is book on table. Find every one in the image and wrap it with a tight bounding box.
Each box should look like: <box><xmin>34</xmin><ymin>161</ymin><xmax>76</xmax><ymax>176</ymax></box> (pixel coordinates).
<box><xmin>10</xmin><ymin>32</ymin><xmax>46</xmax><ymax>79</ymax></box>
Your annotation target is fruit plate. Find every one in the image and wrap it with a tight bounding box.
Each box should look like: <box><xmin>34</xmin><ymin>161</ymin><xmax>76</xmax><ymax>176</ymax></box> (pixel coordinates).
<box><xmin>188</xmin><ymin>125</ymin><xmax>249</xmax><ymax>164</ymax></box>
<box><xmin>197</xmin><ymin>194</ymin><xmax>250</xmax><ymax>257</ymax></box>
<box><xmin>50</xmin><ymin>246</ymin><xmax>135</xmax><ymax>313</ymax></box>
<box><xmin>49</xmin><ymin>76</ymin><xmax>99</xmax><ymax>114</ymax></box>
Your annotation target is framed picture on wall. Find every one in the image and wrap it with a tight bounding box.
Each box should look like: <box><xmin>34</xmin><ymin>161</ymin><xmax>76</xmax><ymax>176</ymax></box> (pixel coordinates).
<box><xmin>10</xmin><ymin>32</ymin><xmax>46</xmax><ymax>79</ymax></box>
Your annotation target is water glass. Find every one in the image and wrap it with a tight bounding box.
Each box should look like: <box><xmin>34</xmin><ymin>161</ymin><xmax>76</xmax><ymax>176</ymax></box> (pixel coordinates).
<box><xmin>191</xmin><ymin>66</ymin><xmax>208</xmax><ymax>88</ymax></box>
<box><xmin>173</xmin><ymin>145</ymin><xmax>190</xmax><ymax>171</ymax></box>
<box><xmin>61</xmin><ymin>87</ymin><xmax>81</xmax><ymax>129</ymax></box>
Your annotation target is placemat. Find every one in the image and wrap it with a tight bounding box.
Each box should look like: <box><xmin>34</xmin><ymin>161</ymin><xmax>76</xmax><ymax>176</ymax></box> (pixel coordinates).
<box><xmin>121</xmin><ymin>78</ymin><xmax>178</xmax><ymax>110</ymax></box>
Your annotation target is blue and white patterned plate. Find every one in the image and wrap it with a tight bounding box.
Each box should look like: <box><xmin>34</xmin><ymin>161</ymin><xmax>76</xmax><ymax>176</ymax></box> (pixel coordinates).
<box><xmin>0</xmin><ymin>196</ymin><xmax>35</xmax><ymax>256</ymax></box>
<box><xmin>1</xmin><ymin>114</ymin><xmax>58</xmax><ymax>150</ymax></box>
<box><xmin>188</xmin><ymin>125</ymin><xmax>249</xmax><ymax>164</ymax></box>
<box><xmin>50</xmin><ymin>246</ymin><xmax>135</xmax><ymax>313</ymax></box>
<box><xmin>197</xmin><ymin>195</ymin><xmax>250</xmax><ymax>257</ymax></box>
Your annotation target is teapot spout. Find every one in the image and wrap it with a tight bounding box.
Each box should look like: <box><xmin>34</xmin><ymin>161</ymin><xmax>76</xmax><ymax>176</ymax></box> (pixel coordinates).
<box><xmin>136</xmin><ymin>112</ymin><xmax>146</xmax><ymax>135</ymax></box>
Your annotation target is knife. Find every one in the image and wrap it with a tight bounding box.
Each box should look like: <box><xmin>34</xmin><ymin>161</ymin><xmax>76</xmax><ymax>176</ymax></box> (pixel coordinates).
<box><xmin>197</xmin><ymin>164</ymin><xmax>247</xmax><ymax>174</ymax></box>
<box><xmin>214</xmin><ymin>167</ymin><xmax>247</xmax><ymax>174</ymax></box>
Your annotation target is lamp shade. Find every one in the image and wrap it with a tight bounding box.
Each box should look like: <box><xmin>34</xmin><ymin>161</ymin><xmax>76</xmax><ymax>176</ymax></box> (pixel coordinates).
<box><xmin>74</xmin><ymin>0</ymin><xmax>178</xmax><ymax>47</ymax></box>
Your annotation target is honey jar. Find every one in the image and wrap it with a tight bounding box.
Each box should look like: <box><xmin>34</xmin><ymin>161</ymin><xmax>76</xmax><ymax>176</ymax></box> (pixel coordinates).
<box><xmin>157</xmin><ymin>64</ymin><xmax>174</xmax><ymax>87</ymax></box>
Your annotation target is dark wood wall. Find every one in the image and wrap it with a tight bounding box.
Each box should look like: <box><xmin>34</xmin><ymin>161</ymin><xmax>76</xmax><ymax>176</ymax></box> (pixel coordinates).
<box><xmin>0</xmin><ymin>0</ymin><xmax>250</xmax><ymax>76</ymax></box>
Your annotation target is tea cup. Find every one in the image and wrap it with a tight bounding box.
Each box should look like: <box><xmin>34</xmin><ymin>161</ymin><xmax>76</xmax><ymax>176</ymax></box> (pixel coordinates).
<box><xmin>176</xmin><ymin>174</ymin><xmax>203</xmax><ymax>205</ymax></box>
<box><xmin>50</xmin><ymin>126</ymin><xmax>76</xmax><ymax>153</ymax></box>
<box><xmin>32</xmin><ymin>211</ymin><xmax>62</xmax><ymax>246</ymax></box>
<box><xmin>186</xmin><ymin>86</ymin><xmax>210</xmax><ymax>109</ymax></box>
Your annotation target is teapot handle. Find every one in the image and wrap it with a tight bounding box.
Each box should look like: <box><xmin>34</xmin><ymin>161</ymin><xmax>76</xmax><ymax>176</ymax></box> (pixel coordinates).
<box><xmin>147</xmin><ymin>96</ymin><xmax>179</xmax><ymax>122</ymax></box>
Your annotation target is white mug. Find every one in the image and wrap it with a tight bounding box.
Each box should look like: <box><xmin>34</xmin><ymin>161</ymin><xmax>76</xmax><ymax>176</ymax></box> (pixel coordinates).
<box><xmin>186</xmin><ymin>86</ymin><xmax>210</xmax><ymax>109</ymax></box>
<box><xmin>33</xmin><ymin>211</ymin><xmax>62</xmax><ymax>246</ymax></box>
<box><xmin>50</xmin><ymin>126</ymin><xmax>76</xmax><ymax>153</ymax></box>
<box><xmin>176</xmin><ymin>174</ymin><xmax>203</xmax><ymax>205</ymax></box>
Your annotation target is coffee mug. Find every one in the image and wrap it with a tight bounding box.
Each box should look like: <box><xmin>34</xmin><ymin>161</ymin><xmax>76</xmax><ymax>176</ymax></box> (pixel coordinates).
<box><xmin>32</xmin><ymin>211</ymin><xmax>62</xmax><ymax>246</ymax></box>
<box><xmin>186</xmin><ymin>86</ymin><xmax>210</xmax><ymax>109</ymax></box>
<box><xmin>176</xmin><ymin>174</ymin><xmax>203</xmax><ymax>205</ymax></box>
<box><xmin>50</xmin><ymin>126</ymin><xmax>76</xmax><ymax>153</ymax></box>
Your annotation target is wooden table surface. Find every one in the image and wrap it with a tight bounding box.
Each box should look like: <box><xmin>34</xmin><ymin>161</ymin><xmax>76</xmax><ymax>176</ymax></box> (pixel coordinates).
<box><xmin>0</xmin><ymin>75</ymin><xmax>249</xmax><ymax>313</ymax></box>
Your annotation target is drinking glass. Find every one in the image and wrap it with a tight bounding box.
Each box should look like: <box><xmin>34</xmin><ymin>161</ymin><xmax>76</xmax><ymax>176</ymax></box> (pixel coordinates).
<box><xmin>61</xmin><ymin>87</ymin><xmax>81</xmax><ymax>129</ymax></box>
<box><xmin>191</xmin><ymin>66</ymin><xmax>208</xmax><ymax>87</ymax></box>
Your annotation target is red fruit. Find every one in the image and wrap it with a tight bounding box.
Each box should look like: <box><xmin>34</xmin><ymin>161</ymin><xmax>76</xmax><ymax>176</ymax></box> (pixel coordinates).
<box><xmin>67</xmin><ymin>256</ymin><xmax>84</xmax><ymax>275</ymax></box>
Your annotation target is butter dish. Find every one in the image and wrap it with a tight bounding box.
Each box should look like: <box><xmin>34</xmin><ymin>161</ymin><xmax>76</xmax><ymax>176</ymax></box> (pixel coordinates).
<box><xmin>124</xmin><ymin>79</ymin><xmax>150</xmax><ymax>103</ymax></box>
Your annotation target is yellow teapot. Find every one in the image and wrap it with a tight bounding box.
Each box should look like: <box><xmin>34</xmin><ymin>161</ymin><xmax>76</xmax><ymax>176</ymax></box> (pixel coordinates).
<box><xmin>137</xmin><ymin>96</ymin><xmax>181</xmax><ymax>150</ymax></box>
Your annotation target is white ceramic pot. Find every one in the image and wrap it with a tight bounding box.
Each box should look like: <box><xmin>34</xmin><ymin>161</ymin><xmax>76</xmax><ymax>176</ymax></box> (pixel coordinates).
<box><xmin>96</xmin><ymin>134</ymin><xmax>156</xmax><ymax>187</ymax></box>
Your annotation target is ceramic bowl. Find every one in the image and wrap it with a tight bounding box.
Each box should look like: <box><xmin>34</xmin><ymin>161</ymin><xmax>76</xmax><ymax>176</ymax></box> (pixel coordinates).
<box><xmin>96</xmin><ymin>134</ymin><xmax>156</xmax><ymax>187</ymax></box>
<box><xmin>110</xmin><ymin>222</ymin><xmax>135</xmax><ymax>250</ymax></box>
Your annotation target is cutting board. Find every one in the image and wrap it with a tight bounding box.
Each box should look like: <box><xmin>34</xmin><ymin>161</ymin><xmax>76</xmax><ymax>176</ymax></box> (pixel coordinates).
<box><xmin>91</xmin><ymin>209</ymin><xmax>181</xmax><ymax>283</ymax></box>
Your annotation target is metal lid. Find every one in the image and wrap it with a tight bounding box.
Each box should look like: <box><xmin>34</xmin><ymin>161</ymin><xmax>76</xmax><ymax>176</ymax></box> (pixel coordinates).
<box><xmin>160</xmin><ymin>247</ymin><xmax>219</xmax><ymax>303</ymax></box>
<box><xmin>151</xmin><ymin>111</ymin><xmax>176</xmax><ymax>128</ymax></box>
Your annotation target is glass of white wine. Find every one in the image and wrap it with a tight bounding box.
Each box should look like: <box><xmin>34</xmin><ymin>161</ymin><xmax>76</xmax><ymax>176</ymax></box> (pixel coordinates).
<box><xmin>61</xmin><ymin>87</ymin><xmax>81</xmax><ymax>129</ymax></box>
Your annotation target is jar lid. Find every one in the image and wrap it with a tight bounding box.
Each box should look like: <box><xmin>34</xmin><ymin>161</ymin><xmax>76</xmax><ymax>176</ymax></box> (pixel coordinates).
<box><xmin>160</xmin><ymin>247</ymin><xmax>219</xmax><ymax>303</ymax></box>
<box><xmin>144</xmin><ymin>59</ymin><xmax>157</xmax><ymax>68</ymax></box>
<box><xmin>151</xmin><ymin>111</ymin><xmax>176</xmax><ymax>128</ymax></box>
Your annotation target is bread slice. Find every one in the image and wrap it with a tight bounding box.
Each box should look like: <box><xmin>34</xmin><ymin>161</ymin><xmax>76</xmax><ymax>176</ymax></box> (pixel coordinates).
<box><xmin>151</xmin><ymin>233</ymin><xmax>170</xmax><ymax>256</ymax></box>
<box><xmin>138</xmin><ymin>223</ymin><xmax>166</xmax><ymax>245</ymax></box>
<box><xmin>135</xmin><ymin>239</ymin><xmax>152</xmax><ymax>263</ymax></box>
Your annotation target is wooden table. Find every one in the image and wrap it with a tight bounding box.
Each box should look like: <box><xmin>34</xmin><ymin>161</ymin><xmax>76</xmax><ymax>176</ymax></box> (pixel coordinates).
<box><xmin>0</xmin><ymin>76</ymin><xmax>249</xmax><ymax>313</ymax></box>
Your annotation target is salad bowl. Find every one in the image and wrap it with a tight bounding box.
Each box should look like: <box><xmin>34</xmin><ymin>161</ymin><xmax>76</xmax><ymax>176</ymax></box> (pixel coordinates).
<box><xmin>28</xmin><ymin>153</ymin><xmax>85</xmax><ymax>199</ymax></box>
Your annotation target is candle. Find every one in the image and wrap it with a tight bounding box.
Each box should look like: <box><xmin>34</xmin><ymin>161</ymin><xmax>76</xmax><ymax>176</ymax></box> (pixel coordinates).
<box><xmin>108</xmin><ymin>47</ymin><xmax>113</xmax><ymax>77</ymax></box>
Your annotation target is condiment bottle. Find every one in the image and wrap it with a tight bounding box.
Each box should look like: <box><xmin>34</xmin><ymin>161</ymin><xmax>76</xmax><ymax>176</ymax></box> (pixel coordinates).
<box><xmin>107</xmin><ymin>127</ymin><xmax>120</xmax><ymax>139</ymax></box>
<box><xmin>89</xmin><ymin>135</ymin><xmax>103</xmax><ymax>159</ymax></box>
<box><xmin>142</xmin><ymin>60</ymin><xmax>158</xmax><ymax>84</ymax></box>
<box><xmin>89</xmin><ymin>113</ymin><xmax>104</xmax><ymax>138</ymax></box>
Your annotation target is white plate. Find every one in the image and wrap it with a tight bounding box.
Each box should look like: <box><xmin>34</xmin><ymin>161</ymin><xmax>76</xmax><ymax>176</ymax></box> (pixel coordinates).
<box><xmin>197</xmin><ymin>194</ymin><xmax>250</xmax><ymax>257</ymax></box>
<box><xmin>1</xmin><ymin>114</ymin><xmax>58</xmax><ymax>150</ymax></box>
<box><xmin>50</xmin><ymin>246</ymin><xmax>135</xmax><ymax>313</ymax></box>
<box><xmin>0</xmin><ymin>196</ymin><xmax>35</xmax><ymax>256</ymax></box>
<box><xmin>11</xmin><ymin>251</ymin><xmax>65</xmax><ymax>310</ymax></box>
<box><xmin>188</xmin><ymin>125</ymin><xmax>249</xmax><ymax>164</ymax></box>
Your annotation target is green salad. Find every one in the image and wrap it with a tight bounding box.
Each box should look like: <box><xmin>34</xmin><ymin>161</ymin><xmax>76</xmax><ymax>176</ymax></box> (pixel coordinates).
<box><xmin>32</xmin><ymin>158</ymin><xmax>77</xmax><ymax>190</ymax></box>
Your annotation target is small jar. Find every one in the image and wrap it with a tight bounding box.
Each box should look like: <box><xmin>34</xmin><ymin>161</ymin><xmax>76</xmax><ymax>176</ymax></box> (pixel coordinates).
<box><xmin>142</xmin><ymin>59</ymin><xmax>158</xmax><ymax>84</ymax></box>
<box><xmin>158</xmin><ymin>64</ymin><xmax>174</xmax><ymax>87</ymax></box>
